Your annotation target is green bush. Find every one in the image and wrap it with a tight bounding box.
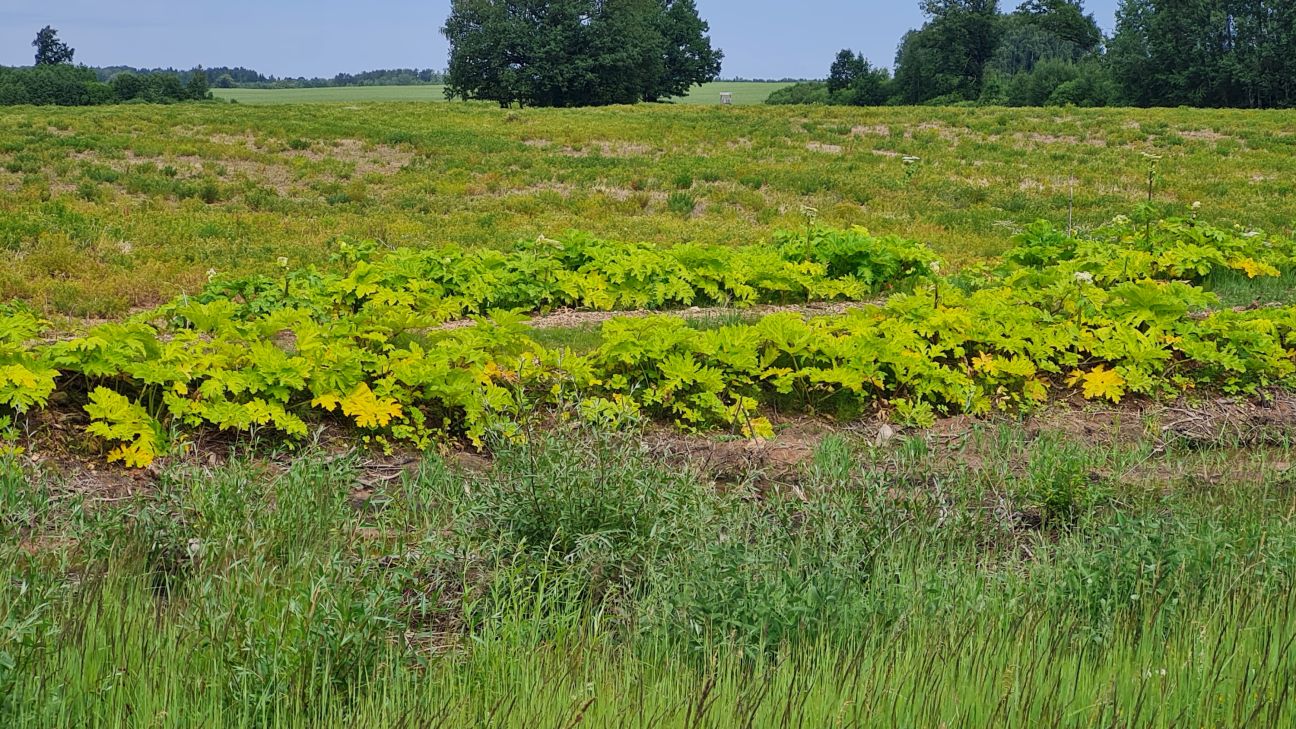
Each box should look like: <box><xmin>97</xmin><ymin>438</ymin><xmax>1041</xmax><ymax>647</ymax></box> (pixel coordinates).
<box><xmin>765</xmin><ymin>81</ymin><xmax>832</xmax><ymax>105</ymax></box>
<box><xmin>0</xmin><ymin>65</ymin><xmax>207</xmax><ymax>106</ymax></box>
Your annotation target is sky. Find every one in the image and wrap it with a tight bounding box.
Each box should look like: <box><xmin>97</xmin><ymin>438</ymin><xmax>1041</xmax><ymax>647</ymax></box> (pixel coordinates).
<box><xmin>0</xmin><ymin>1</ymin><xmax>1123</xmax><ymax>80</ymax></box>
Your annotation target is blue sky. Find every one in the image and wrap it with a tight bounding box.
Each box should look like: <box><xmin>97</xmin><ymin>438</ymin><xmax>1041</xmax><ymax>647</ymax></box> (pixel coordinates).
<box><xmin>0</xmin><ymin>1</ymin><xmax>1122</xmax><ymax>79</ymax></box>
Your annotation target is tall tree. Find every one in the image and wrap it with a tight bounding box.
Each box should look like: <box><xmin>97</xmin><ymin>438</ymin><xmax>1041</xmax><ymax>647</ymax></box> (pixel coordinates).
<box><xmin>827</xmin><ymin>50</ymin><xmax>868</xmax><ymax>95</ymax></box>
<box><xmin>823</xmin><ymin>49</ymin><xmax>892</xmax><ymax>105</ymax></box>
<box><xmin>984</xmin><ymin>0</ymin><xmax>1102</xmax><ymax>84</ymax></box>
<box><xmin>186</xmin><ymin>66</ymin><xmax>211</xmax><ymax>100</ymax></box>
<box><xmin>1014</xmin><ymin>0</ymin><xmax>1102</xmax><ymax>53</ymax></box>
<box><xmin>645</xmin><ymin>0</ymin><xmax>723</xmax><ymax>102</ymax></box>
<box><xmin>443</xmin><ymin>0</ymin><xmax>523</xmax><ymax>107</ymax></box>
<box><xmin>33</xmin><ymin>26</ymin><xmax>75</xmax><ymax>66</ymax></box>
<box><xmin>443</xmin><ymin>0</ymin><xmax>721</xmax><ymax>107</ymax></box>
<box><xmin>894</xmin><ymin>0</ymin><xmax>1003</xmax><ymax>103</ymax></box>
<box><xmin>590</xmin><ymin>0</ymin><xmax>666</xmax><ymax>105</ymax></box>
<box><xmin>1107</xmin><ymin>0</ymin><xmax>1296</xmax><ymax>108</ymax></box>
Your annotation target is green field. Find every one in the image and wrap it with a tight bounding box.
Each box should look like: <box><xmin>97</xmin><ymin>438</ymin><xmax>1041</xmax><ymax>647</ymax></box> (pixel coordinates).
<box><xmin>4</xmin><ymin>100</ymin><xmax>1296</xmax><ymax>726</ymax></box>
<box><xmin>3</xmin><ymin>102</ymin><xmax>1295</xmax><ymax>317</ymax></box>
<box><xmin>212</xmin><ymin>81</ymin><xmax>791</xmax><ymax>105</ymax></box>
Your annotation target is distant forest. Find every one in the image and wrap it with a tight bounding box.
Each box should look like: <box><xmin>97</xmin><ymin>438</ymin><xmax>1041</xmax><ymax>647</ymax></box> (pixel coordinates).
<box><xmin>1</xmin><ymin>26</ymin><xmax>451</xmax><ymax>106</ymax></box>
<box><xmin>770</xmin><ymin>0</ymin><xmax>1296</xmax><ymax>109</ymax></box>
<box><xmin>91</xmin><ymin>66</ymin><xmax>446</xmax><ymax>89</ymax></box>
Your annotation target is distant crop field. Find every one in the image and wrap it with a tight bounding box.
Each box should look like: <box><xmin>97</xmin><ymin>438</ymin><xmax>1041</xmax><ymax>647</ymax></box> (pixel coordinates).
<box><xmin>212</xmin><ymin>81</ymin><xmax>791</xmax><ymax>105</ymax></box>
<box><xmin>213</xmin><ymin>85</ymin><xmax>453</xmax><ymax>104</ymax></box>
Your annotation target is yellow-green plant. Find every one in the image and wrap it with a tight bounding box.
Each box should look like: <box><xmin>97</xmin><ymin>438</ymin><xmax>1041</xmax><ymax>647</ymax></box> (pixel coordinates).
<box><xmin>1</xmin><ymin>215</ymin><xmax>1294</xmax><ymax>468</ymax></box>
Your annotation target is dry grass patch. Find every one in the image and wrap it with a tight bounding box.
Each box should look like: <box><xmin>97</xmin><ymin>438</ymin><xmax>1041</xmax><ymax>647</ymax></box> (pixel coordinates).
<box><xmin>806</xmin><ymin>142</ymin><xmax>844</xmax><ymax>154</ymax></box>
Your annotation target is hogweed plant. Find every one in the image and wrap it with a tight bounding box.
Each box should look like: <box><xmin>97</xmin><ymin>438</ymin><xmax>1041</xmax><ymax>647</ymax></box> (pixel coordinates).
<box><xmin>0</xmin><ymin>213</ymin><xmax>1290</xmax><ymax>466</ymax></box>
<box><xmin>902</xmin><ymin>155</ymin><xmax>921</xmax><ymax>185</ymax></box>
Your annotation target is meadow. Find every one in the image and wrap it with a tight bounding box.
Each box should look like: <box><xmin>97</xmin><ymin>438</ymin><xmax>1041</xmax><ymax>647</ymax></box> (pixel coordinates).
<box><xmin>2</xmin><ymin>102</ymin><xmax>1295</xmax><ymax>318</ymax></box>
<box><xmin>2</xmin><ymin>99</ymin><xmax>1296</xmax><ymax>726</ymax></box>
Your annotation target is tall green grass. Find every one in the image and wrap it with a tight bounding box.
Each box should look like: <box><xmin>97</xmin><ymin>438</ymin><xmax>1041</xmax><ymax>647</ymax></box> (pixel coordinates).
<box><xmin>2</xmin><ymin>425</ymin><xmax>1294</xmax><ymax>726</ymax></box>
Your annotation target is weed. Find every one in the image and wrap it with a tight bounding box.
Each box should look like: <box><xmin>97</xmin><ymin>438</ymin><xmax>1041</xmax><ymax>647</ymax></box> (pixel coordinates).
<box><xmin>667</xmin><ymin>190</ymin><xmax>696</xmax><ymax>217</ymax></box>
<box><xmin>2</xmin><ymin>428</ymin><xmax>1294</xmax><ymax>725</ymax></box>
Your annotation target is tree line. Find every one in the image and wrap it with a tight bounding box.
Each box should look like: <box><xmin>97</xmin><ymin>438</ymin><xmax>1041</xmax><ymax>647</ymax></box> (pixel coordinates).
<box><xmin>0</xmin><ymin>27</ymin><xmax>211</xmax><ymax>106</ymax></box>
<box><xmin>206</xmin><ymin>68</ymin><xmax>446</xmax><ymax>89</ymax></box>
<box><xmin>1</xmin><ymin>27</ymin><xmax>450</xmax><ymax>106</ymax></box>
<box><xmin>86</xmin><ymin>66</ymin><xmax>445</xmax><ymax>89</ymax></box>
<box><xmin>91</xmin><ymin>67</ymin><xmax>447</xmax><ymax>90</ymax></box>
<box><xmin>770</xmin><ymin>0</ymin><xmax>1296</xmax><ymax>109</ymax></box>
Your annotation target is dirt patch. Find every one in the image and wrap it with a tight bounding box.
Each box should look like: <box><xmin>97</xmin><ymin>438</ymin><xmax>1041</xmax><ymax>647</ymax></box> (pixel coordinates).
<box><xmin>806</xmin><ymin>142</ymin><xmax>844</xmax><ymax>155</ymax></box>
<box><xmin>1014</xmin><ymin>132</ymin><xmax>1080</xmax><ymax>145</ymax></box>
<box><xmin>1158</xmin><ymin>392</ymin><xmax>1296</xmax><ymax>447</ymax></box>
<box><xmin>25</xmin><ymin>450</ymin><xmax>162</xmax><ymax>503</ymax></box>
<box><xmin>906</xmin><ymin>121</ymin><xmax>963</xmax><ymax>142</ymax></box>
<box><xmin>175</xmin><ymin>131</ymin><xmax>413</xmax><ymax>176</ymax></box>
<box><xmin>217</xmin><ymin>158</ymin><xmax>303</xmax><ymax>194</ymax></box>
<box><xmin>19</xmin><ymin>535</ymin><xmax>79</xmax><ymax>556</ymax></box>
<box><xmin>206</xmin><ymin>131</ymin><xmax>262</xmax><ymax>149</ymax></box>
<box><xmin>1181</xmin><ymin>129</ymin><xmax>1232</xmax><ymax>143</ymax></box>
<box><xmin>954</xmin><ymin>393</ymin><xmax>1295</xmax><ymax>449</ymax></box>
<box><xmin>1021</xmin><ymin>401</ymin><xmax>1152</xmax><ymax>446</ymax></box>
<box><xmin>484</xmin><ymin>180</ymin><xmax>666</xmax><ymax>206</ymax></box>
<box><xmin>854</xmin><ymin>393</ymin><xmax>1296</xmax><ymax>486</ymax></box>
<box><xmin>556</xmin><ymin>140</ymin><xmax>656</xmax><ymax>158</ymax></box>
<box><xmin>852</xmin><ymin>125</ymin><xmax>890</xmax><ymax>137</ymax></box>
<box><xmin>69</xmin><ymin>149</ymin><xmax>159</xmax><ymax>170</ymax></box>
<box><xmin>285</xmin><ymin>138</ymin><xmax>414</xmax><ymax>176</ymax></box>
<box><xmin>66</xmin><ymin>147</ymin><xmax>308</xmax><ymax>197</ymax></box>
<box><xmin>644</xmin><ymin>420</ymin><xmax>834</xmax><ymax>493</ymax></box>
<box><xmin>0</xmin><ymin>169</ymin><xmax>23</xmax><ymax>192</ymax></box>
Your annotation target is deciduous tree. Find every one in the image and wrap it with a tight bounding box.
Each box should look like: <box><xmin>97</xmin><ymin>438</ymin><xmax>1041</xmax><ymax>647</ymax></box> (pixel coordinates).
<box><xmin>443</xmin><ymin>0</ymin><xmax>722</xmax><ymax>107</ymax></box>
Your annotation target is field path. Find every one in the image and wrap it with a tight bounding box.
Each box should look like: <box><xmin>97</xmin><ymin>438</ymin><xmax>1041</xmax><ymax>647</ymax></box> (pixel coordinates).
<box><xmin>437</xmin><ymin>299</ymin><xmax>880</xmax><ymax>331</ymax></box>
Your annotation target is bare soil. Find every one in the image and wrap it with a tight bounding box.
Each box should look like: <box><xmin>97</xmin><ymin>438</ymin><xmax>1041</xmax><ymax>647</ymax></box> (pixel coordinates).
<box><xmin>15</xmin><ymin>391</ymin><xmax>1296</xmax><ymax>517</ymax></box>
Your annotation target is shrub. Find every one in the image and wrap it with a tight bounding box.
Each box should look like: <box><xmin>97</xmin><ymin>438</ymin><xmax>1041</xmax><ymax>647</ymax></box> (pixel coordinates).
<box><xmin>765</xmin><ymin>82</ymin><xmax>832</xmax><ymax>105</ymax></box>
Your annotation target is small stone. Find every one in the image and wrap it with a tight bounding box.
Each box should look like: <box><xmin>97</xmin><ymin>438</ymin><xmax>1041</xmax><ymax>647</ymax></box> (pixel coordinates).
<box><xmin>874</xmin><ymin>424</ymin><xmax>897</xmax><ymax>446</ymax></box>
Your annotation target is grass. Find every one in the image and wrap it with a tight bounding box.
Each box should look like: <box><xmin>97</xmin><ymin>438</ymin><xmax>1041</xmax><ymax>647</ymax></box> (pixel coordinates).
<box><xmin>1208</xmin><ymin>268</ymin><xmax>1296</xmax><ymax>308</ymax></box>
<box><xmin>3</xmin><ymin>422</ymin><xmax>1295</xmax><ymax>725</ymax></box>
<box><xmin>2</xmin><ymin>102</ymin><xmax>1295</xmax><ymax>317</ymax></box>
<box><xmin>4</xmin><ymin>86</ymin><xmax>1296</xmax><ymax>727</ymax></box>
<box><xmin>211</xmin><ymin>81</ymin><xmax>791</xmax><ymax>106</ymax></box>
